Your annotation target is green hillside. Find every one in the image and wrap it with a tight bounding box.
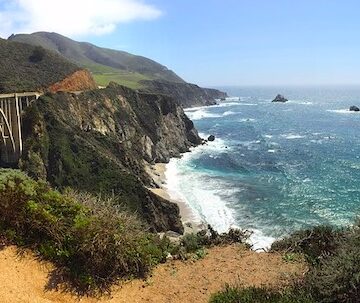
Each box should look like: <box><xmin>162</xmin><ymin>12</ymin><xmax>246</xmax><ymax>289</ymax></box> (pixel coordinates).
<box><xmin>9</xmin><ymin>32</ymin><xmax>184</xmax><ymax>89</ymax></box>
<box><xmin>0</xmin><ymin>38</ymin><xmax>80</xmax><ymax>93</ymax></box>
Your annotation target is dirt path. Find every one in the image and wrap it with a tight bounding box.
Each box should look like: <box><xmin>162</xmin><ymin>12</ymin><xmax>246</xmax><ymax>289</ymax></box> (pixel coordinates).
<box><xmin>0</xmin><ymin>245</ymin><xmax>306</xmax><ymax>303</ymax></box>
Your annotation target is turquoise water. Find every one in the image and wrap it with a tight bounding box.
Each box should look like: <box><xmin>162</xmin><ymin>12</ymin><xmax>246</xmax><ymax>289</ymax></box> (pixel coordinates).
<box><xmin>165</xmin><ymin>86</ymin><xmax>360</xmax><ymax>248</ymax></box>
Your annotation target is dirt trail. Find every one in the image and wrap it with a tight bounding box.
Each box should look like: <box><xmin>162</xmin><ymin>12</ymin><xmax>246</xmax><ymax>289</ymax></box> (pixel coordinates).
<box><xmin>0</xmin><ymin>245</ymin><xmax>306</xmax><ymax>303</ymax></box>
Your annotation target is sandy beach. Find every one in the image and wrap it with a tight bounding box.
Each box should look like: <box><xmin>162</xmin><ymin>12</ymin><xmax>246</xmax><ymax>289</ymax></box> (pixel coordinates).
<box><xmin>147</xmin><ymin>162</ymin><xmax>206</xmax><ymax>234</ymax></box>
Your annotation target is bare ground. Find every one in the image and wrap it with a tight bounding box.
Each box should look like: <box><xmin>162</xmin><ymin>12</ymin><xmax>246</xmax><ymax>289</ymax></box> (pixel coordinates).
<box><xmin>0</xmin><ymin>244</ymin><xmax>306</xmax><ymax>303</ymax></box>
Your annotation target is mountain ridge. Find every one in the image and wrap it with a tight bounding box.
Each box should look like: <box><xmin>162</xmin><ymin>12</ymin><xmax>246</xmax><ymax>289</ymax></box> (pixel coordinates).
<box><xmin>0</xmin><ymin>38</ymin><xmax>96</xmax><ymax>93</ymax></box>
<box><xmin>9</xmin><ymin>32</ymin><xmax>184</xmax><ymax>87</ymax></box>
<box><xmin>9</xmin><ymin>32</ymin><xmax>227</xmax><ymax>107</ymax></box>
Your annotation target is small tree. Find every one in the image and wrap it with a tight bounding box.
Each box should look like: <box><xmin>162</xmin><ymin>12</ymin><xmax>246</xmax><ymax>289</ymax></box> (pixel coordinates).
<box><xmin>29</xmin><ymin>46</ymin><xmax>46</xmax><ymax>63</ymax></box>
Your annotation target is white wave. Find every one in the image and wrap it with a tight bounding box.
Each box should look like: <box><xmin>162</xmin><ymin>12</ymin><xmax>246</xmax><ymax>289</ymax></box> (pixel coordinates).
<box><xmin>267</xmin><ymin>149</ymin><xmax>276</xmax><ymax>153</ymax></box>
<box><xmin>186</xmin><ymin>109</ymin><xmax>222</xmax><ymax>120</ymax></box>
<box><xmin>281</xmin><ymin>133</ymin><xmax>306</xmax><ymax>139</ymax></box>
<box><xmin>223</xmin><ymin>110</ymin><xmax>238</xmax><ymax>116</ymax></box>
<box><xmin>264</xmin><ymin>135</ymin><xmax>273</xmax><ymax>139</ymax></box>
<box><xmin>250</xmin><ymin>230</ymin><xmax>276</xmax><ymax>251</ymax></box>
<box><xmin>164</xmin><ymin>159</ymin><xmax>237</xmax><ymax>233</ymax></box>
<box><xmin>164</xmin><ymin>137</ymin><xmax>278</xmax><ymax>252</ymax></box>
<box><xmin>184</xmin><ymin>102</ymin><xmax>242</xmax><ymax>115</ymax></box>
<box><xmin>327</xmin><ymin>109</ymin><xmax>359</xmax><ymax>114</ymax></box>
<box><xmin>288</xmin><ymin>100</ymin><xmax>313</xmax><ymax>105</ymax></box>
<box><xmin>224</xmin><ymin>97</ymin><xmax>240</xmax><ymax>101</ymax></box>
<box><xmin>215</xmin><ymin>102</ymin><xmax>242</xmax><ymax>108</ymax></box>
<box><xmin>238</xmin><ymin>118</ymin><xmax>256</xmax><ymax>123</ymax></box>
<box><xmin>237</xmin><ymin>103</ymin><xmax>258</xmax><ymax>106</ymax></box>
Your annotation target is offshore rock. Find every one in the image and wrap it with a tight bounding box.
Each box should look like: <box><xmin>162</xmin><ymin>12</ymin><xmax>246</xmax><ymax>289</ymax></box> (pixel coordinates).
<box><xmin>272</xmin><ymin>94</ymin><xmax>288</xmax><ymax>103</ymax></box>
<box><xmin>208</xmin><ymin>135</ymin><xmax>215</xmax><ymax>142</ymax></box>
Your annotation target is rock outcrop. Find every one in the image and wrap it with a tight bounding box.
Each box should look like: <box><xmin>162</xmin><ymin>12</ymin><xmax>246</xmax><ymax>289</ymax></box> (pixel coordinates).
<box><xmin>350</xmin><ymin>105</ymin><xmax>360</xmax><ymax>112</ymax></box>
<box><xmin>48</xmin><ymin>69</ymin><xmax>97</xmax><ymax>93</ymax></box>
<box><xmin>208</xmin><ymin>135</ymin><xmax>215</xmax><ymax>142</ymax></box>
<box><xmin>20</xmin><ymin>83</ymin><xmax>201</xmax><ymax>233</ymax></box>
<box><xmin>272</xmin><ymin>94</ymin><xmax>288</xmax><ymax>103</ymax></box>
<box><xmin>140</xmin><ymin>80</ymin><xmax>228</xmax><ymax>108</ymax></box>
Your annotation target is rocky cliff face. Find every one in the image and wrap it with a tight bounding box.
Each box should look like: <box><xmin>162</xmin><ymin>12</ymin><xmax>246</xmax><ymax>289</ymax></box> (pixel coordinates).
<box><xmin>20</xmin><ymin>83</ymin><xmax>201</xmax><ymax>233</ymax></box>
<box><xmin>140</xmin><ymin>80</ymin><xmax>228</xmax><ymax>108</ymax></box>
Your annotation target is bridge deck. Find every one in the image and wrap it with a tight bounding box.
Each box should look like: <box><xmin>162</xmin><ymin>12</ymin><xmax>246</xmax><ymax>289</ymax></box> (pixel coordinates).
<box><xmin>0</xmin><ymin>92</ymin><xmax>41</xmax><ymax>99</ymax></box>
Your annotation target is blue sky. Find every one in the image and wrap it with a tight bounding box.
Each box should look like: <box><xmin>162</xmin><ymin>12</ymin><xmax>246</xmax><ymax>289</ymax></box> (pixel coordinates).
<box><xmin>1</xmin><ymin>0</ymin><xmax>360</xmax><ymax>86</ymax></box>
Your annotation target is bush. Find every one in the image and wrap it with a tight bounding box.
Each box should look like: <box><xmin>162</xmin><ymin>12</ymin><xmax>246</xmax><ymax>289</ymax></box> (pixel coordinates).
<box><xmin>306</xmin><ymin>225</ymin><xmax>360</xmax><ymax>303</ymax></box>
<box><xmin>179</xmin><ymin>225</ymin><xmax>251</xmax><ymax>256</ymax></box>
<box><xmin>29</xmin><ymin>46</ymin><xmax>46</xmax><ymax>62</ymax></box>
<box><xmin>209</xmin><ymin>285</ymin><xmax>315</xmax><ymax>303</ymax></box>
<box><xmin>271</xmin><ymin>226</ymin><xmax>344</xmax><ymax>265</ymax></box>
<box><xmin>0</xmin><ymin>169</ymin><xmax>171</xmax><ymax>291</ymax></box>
<box><xmin>170</xmin><ymin>225</ymin><xmax>252</xmax><ymax>261</ymax></box>
<box><xmin>271</xmin><ymin>223</ymin><xmax>360</xmax><ymax>302</ymax></box>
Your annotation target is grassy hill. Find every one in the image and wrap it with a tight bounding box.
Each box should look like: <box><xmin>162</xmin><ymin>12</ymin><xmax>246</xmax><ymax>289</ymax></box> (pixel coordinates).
<box><xmin>9</xmin><ymin>32</ymin><xmax>184</xmax><ymax>90</ymax></box>
<box><xmin>0</xmin><ymin>38</ymin><xmax>80</xmax><ymax>93</ymax></box>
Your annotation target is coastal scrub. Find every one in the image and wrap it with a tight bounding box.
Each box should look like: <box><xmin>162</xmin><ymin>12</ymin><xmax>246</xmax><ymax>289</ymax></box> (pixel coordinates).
<box><xmin>0</xmin><ymin>169</ymin><xmax>172</xmax><ymax>291</ymax></box>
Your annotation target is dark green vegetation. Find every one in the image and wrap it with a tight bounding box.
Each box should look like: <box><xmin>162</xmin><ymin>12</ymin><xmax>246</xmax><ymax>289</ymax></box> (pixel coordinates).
<box><xmin>9</xmin><ymin>32</ymin><xmax>227</xmax><ymax>106</ymax></box>
<box><xmin>0</xmin><ymin>169</ymin><xmax>250</xmax><ymax>291</ymax></box>
<box><xmin>0</xmin><ymin>38</ymin><xmax>79</xmax><ymax>93</ymax></box>
<box><xmin>210</xmin><ymin>285</ymin><xmax>315</xmax><ymax>303</ymax></box>
<box><xmin>0</xmin><ymin>169</ymin><xmax>175</xmax><ymax>291</ymax></box>
<box><xmin>211</xmin><ymin>223</ymin><xmax>360</xmax><ymax>303</ymax></box>
<box><xmin>176</xmin><ymin>225</ymin><xmax>251</xmax><ymax>259</ymax></box>
<box><xmin>20</xmin><ymin>83</ymin><xmax>202</xmax><ymax>233</ymax></box>
<box><xmin>9</xmin><ymin>32</ymin><xmax>184</xmax><ymax>89</ymax></box>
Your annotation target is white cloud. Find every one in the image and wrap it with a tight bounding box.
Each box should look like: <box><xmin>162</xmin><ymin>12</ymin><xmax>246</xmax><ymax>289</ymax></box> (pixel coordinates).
<box><xmin>0</xmin><ymin>0</ymin><xmax>162</xmax><ymax>37</ymax></box>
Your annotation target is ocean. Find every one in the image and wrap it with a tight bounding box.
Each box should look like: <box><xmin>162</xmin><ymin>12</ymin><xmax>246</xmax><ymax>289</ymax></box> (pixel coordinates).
<box><xmin>164</xmin><ymin>86</ymin><xmax>360</xmax><ymax>249</ymax></box>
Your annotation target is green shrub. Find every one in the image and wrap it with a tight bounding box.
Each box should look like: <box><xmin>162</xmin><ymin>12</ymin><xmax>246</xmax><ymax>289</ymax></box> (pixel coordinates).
<box><xmin>306</xmin><ymin>225</ymin><xmax>360</xmax><ymax>303</ymax></box>
<box><xmin>29</xmin><ymin>46</ymin><xmax>46</xmax><ymax>62</ymax></box>
<box><xmin>0</xmin><ymin>169</ymin><xmax>171</xmax><ymax>291</ymax></box>
<box><xmin>179</xmin><ymin>225</ymin><xmax>251</xmax><ymax>257</ymax></box>
<box><xmin>271</xmin><ymin>226</ymin><xmax>343</xmax><ymax>265</ymax></box>
<box><xmin>271</xmin><ymin>223</ymin><xmax>360</xmax><ymax>302</ymax></box>
<box><xmin>209</xmin><ymin>285</ymin><xmax>315</xmax><ymax>303</ymax></box>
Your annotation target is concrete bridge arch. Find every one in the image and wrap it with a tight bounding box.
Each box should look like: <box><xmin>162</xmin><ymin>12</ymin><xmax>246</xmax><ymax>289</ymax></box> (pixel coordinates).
<box><xmin>0</xmin><ymin>92</ymin><xmax>40</xmax><ymax>164</ymax></box>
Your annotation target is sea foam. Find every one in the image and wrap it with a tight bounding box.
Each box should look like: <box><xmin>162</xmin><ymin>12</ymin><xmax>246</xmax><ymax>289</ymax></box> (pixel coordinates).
<box><xmin>163</xmin><ymin>134</ymin><xmax>276</xmax><ymax>250</ymax></box>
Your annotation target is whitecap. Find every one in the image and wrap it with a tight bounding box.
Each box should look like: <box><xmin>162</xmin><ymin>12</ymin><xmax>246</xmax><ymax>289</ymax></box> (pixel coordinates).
<box><xmin>238</xmin><ymin>118</ymin><xmax>256</xmax><ymax>123</ymax></box>
<box><xmin>288</xmin><ymin>100</ymin><xmax>313</xmax><ymax>105</ymax></box>
<box><xmin>249</xmin><ymin>230</ymin><xmax>276</xmax><ymax>251</ymax></box>
<box><xmin>186</xmin><ymin>109</ymin><xmax>222</xmax><ymax>120</ymax></box>
<box><xmin>237</xmin><ymin>103</ymin><xmax>258</xmax><ymax>106</ymax></box>
<box><xmin>281</xmin><ymin>133</ymin><xmax>306</xmax><ymax>139</ymax></box>
<box><xmin>326</xmin><ymin>109</ymin><xmax>358</xmax><ymax>114</ymax></box>
<box><xmin>223</xmin><ymin>111</ymin><xmax>238</xmax><ymax>116</ymax></box>
<box><xmin>164</xmin><ymin>159</ymin><xmax>238</xmax><ymax>233</ymax></box>
<box><xmin>215</xmin><ymin>102</ymin><xmax>242</xmax><ymax>108</ymax></box>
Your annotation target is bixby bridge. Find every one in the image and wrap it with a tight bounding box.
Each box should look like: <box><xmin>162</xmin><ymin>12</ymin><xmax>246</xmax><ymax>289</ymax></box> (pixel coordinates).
<box><xmin>0</xmin><ymin>92</ymin><xmax>41</xmax><ymax>164</ymax></box>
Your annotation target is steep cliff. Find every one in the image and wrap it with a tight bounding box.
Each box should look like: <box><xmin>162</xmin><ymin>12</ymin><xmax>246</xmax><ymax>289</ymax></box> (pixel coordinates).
<box><xmin>20</xmin><ymin>83</ymin><xmax>201</xmax><ymax>233</ymax></box>
<box><xmin>140</xmin><ymin>80</ymin><xmax>228</xmax><ymax>108</ymax></box>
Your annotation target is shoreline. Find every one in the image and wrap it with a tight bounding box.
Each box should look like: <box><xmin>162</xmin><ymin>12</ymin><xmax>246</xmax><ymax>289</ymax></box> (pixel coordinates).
<box><xmin>147</xmin><ymin>162</ymin><xmax>207</xmax><ymax>234</ymax></box>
